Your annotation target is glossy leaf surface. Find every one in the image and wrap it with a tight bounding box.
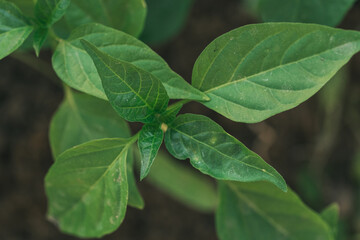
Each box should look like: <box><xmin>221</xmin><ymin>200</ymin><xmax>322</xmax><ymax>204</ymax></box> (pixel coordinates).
<box><xmin>258</xmin><ymin>0</ymin><xmax>356</xmax><ymax>27</ymax></box>
<box><xmin>192</xmin><ymin>23</ymin><xmax>360</xmax><ymax>123</ymax></box>
<box><xmin>52</xmin><ymin>23</ymin><xmax>207</xmax><ymax>101</ymax></box>
<box><xmin>147</xmin><ymin>151</ymin><xmax>217</xmax><ymax>212</ymax></box>
<box><xmin>64</xmin><ymin>0</ymin><xmax>146</xmax><ymax>37</ymax></box>
<box><xmin>35</xmin><ymin>0</ymin><xmax>71</xmax><ymax>26</ymax></box>
<box><xmin>138</xmin><ymin>124</ymin><xmax>164</xmax><ymax>180</ymax></box>
<box><xmin>81</xmin><ymin>39</ymin><xmax>169</xmax><ymax>123</ymax></box>
<box><xmin>140</xmin><ymin>0</ymin><xmax>193</xmax><ymax>45</ymax></box>
<box><xmin>45</xmin><ymin>138</ymin><xmax>132</xmax><ymax>238</ymax></box>
<box><xmin>0</xmin><ymin>1</ymin><xmax>33</xmax><ymax>59</ymax></box>
<box><xmin>49</xmin><ymin>89</ymin><xmax>143</xmax><ymax>209</ymax></box>
<box><xmin>216</xmin><ymin>181</ymin><xmax>334</xmax><ymax>240</ymax></box>
<box><xmin>164</xmin><ymin>114</ymin><xmax>286</xmax><ymax>191</ymax></box>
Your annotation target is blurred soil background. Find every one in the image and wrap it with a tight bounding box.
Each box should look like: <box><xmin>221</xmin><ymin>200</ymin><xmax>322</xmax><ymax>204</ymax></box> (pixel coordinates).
<box><xmin>1</xmin><ymin>0</ymin><xmax>360</xmax><ymax>239</ymax></box>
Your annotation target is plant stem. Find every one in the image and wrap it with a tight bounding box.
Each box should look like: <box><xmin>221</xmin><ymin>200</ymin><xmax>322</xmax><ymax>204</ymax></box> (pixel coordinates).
<box><xmin>10</xmin><ymin>52</ymin><xmax>61</xmax><ymax>87</ymax></box>
<box><xmin>48</xmin><ymin>28</ymin><xmax>61</xmax><ymax>42</ymax></box>
<box><xmin>130</xmin><ymin>131</ymin><xmax>141</xmax><ymax>144</ymax></box>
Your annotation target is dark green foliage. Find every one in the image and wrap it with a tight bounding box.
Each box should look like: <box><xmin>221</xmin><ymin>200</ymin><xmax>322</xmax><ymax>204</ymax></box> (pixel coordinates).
<box><xmin>0</xmin><ymin>0</ymin><xmax>33</xmax><ymax>59</ymax></box>
<box><xmin>138</xmin><ymin>124</ymin><xmax>164</xmax><ymax>180</ymax></box>
<box><xmin>1</xmin><ymin>0</ymin><xmax>359</xmax><ymax>238</ymax></box>
<box><xmin>35</xmin><ymin>0</ymin><xmax>70</xmax><ymax>26</ymax></box>
<box><xmin>141</xmin><ymin>0</ymin><xmax>193</xmax><ymax>45</ymax></box>
<box><xmin>216</xmin><ymin>181</ymin><xmax>334</xmax><ymax>240</ymax></box>
<box><xmin>64</xmin><ymin>0</ymin><xmax>146</xmax><ymax>37</ymax></box>
<box><xmin>45</xmin><ymin>138</ymin><xmax>134</xmax><ymax>238</ymax></box>
<box><xmin>81</xmin><ymin>39</ymin><xmax>170</xmax><ymax>123</ymax></box>
<box><xmin>257</xmin><ymin>0</ymin><xmax>356</xmax><ymax>27</ymax></box>
<box><xmin>49</xmin><ymin>88</ymin><xmax>144</xmax><ymax>210</ymax></box>
<box><xmin>192</xmin><ymin>23</ymin><xmax>360</xmax><ymax>123</ymax></box>
<box><xmin>52</xmin><ymin>23</ymin><xmax>207</xmax><ymax>101</ymax></box>
<box><xmin>164</xmin><ymin>114</ymin><xmax>287</xmax><ymax>191</ymax></box>
<box><xmin>32</xmin><ymin>26</ymin><xmax>48</xmax><ymax>56</ymax></box>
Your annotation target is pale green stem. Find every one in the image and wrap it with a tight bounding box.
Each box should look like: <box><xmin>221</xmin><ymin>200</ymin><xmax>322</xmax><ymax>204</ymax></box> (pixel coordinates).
<box><xmin>48</xmin><ymin>27</ymin><xmax>61</xmax><ymax>42</ymax></box>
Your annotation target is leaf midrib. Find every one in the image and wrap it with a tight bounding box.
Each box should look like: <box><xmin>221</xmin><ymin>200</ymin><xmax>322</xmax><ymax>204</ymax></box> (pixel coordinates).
<box><xmin>171</xmin><ymin>124</ymin><xmax>278</xmax><ymax>180</ymax></box>
<box><xmin>140</xmin><ymin>130</ymin><xmax>161</xmax><ymax>176</ymax></box>
<box><xmin>204</xmin><ymin>39</ymin><xmax>360</xmax><ymax>93</ymax></box>
<box><xmin>227</xmin><ymin>182</ymin><xmax>289</xmax><ymax>237</ymax></box>
<box><xmin>65</xmin><ymin>30</ymin><xmax>208</xmax><ymax>101</ymax></box>
<box><xmin>69</xmin><ymin>41</ymin><xmax>178</xmax><ymax>91</ymax></box>
<box><xmin>0</xmin><ymin>25</ymin><xmax>32</xmax><ymax>35</ymax></box>
<box><xmin>68</xmin><ymin>40</ymin><xmax>166</xmax><ymax>76</ymax></box>
<box><xmin>196</xmin><ymin>29</ymin><xmax>287</xmax><ymax>90</ymax></box>
<box><xmin>55</xmin><ymin>142</ymin><xmax>130</xmax><ymax>220</ymax></box>
<box><xmin>47</xmin><ymin>0</ymin><xmax>65</xmax><ymax>24</ymax></box>
<box><xmin>89</xmin><ymin>47</ymin><xmax>158</xmax><ymax>112</ymax></box>
<box><xmin>63</xmin><ymin>41</ymin><xmax>105</xmax><ymax>95</ymax></box>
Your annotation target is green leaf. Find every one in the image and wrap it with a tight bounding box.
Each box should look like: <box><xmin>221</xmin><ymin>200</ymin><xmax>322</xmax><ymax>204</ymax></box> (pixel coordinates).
<box><xmin>81</xmin><ymin>39</ymin><xmax>169</xmax><ymax>123</ymax></box>
<box><xmin>321</xmin><ymin>203</ymin><xmax>340</xmax><ymax>238</ymax></box>
<box><xmin>126</xmin><ymin>147</ymin><xmax>145</xmax><ymax>209</ymax></box>
<box><xmin>33</xmin><ymin>26</ymin><xmax>48</xmax><ymax>56</ymax></box>
<box><xmin>146</xmin><ymin>150</ymin><xmax>217</xmax><ymax>212</ymax></box>
<box><xmin>52</xmin><ymin>23</ymin><xmax>208</xmax><ymax>101</ymax></box>
<box><xmin>192</xmin><ymin>23</ymin><xmax>360</xmax><ymax>123</ymax></box>
<box><xmin>216</xmin><ymin>181</ymin><xmax>334</xmax><ymax>240</ymax></box>
<box><xmin>45</xmin><ymin>138</ymin><xmax>134</xmax><ymax>238</ymax></box>
<box><xmin>64</xmin><ymin>0</ymin><xmax>146</xmax><ymax>37</ymax></box>
<box><xmin>49</xmin><ymin>88</ymin><xmax>131</xmax><ymax>158</ymax></box>
<box><xmin>138</xmin><ymin>124</ymin><xmax>164</xmax><ymax>180</ymax></box>
<box><xmin>52</xmin><ymin>0</ymin><xmax>147</xmax><ymax>39</ymax></box>
<box><xmin>8</xmin><ymin>0</ymin><xmax>35</xmax><ymax>16</ymax></box>
<box><xmin>140</xmin><ymin>0</ymin><xmax>193</xmax><ymax>45</ymax></box>
<box><xmin>35</xmin><ymin>0</ymin><xmax>71</xmax><ymax>26</ymax></box>
<box><xmin>0</xmin><ymin>0</ymin><xmax>29</xmax><ymax>28</ymax></box>
<box><xmin>0</xmin><ymin>0</ymin><xmax>33</xmax><ymax>59</ymax></box>
<box><xmin>257</xmin><ymin>0</ymin><xmax>356</xmax><ymax>27</ymax></box>
<box><xmin>49</xmin><ymin>89</ymin><xmax>143</xmax><ymax>209</ymax></box>
<box><xmin>164</xmin><ymin>114</ymin><xmax>287</xmax><ymax>191</ymax></box>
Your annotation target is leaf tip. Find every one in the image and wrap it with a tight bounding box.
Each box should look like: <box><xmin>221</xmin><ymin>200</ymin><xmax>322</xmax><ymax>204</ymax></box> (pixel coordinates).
<box><xmin>263</xmin><ymin>167</ymin><xmax>287</xmax><ymax>192</ymax></box>
<box><xmin>139</xmin><ymin>204</ymin><xmax>145</xmax><ymax>210</ymax></box>
<box><xmin>80</xmin><ymin>39</ymin><xmax>100</xmax><ymax>57</ymax></box>
<box><xmin>139</xmin><ymin>167</ymin><xmax>149</xmax><ymax>181</ymax></box>
<box><xmin>278</xmin><ymin>180</ymin><xmax>288</xmax><ymax>192</ymax></box>
<box><xmin>33</xmin><ymin>45</ymin><xmax>40</xmax><ymax>57</ymax></box>
<box><xmin>269</xmin><ymin>172</ymin><xmax>287</xmax><ymax>192</ymax></box>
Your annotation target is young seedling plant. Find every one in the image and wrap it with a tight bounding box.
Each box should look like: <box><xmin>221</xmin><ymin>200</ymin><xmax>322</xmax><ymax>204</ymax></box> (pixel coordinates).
<box><xmin>1</xmin><ymin>0</ymin><xmax>360</xmax><ymax>239</ymax></box>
